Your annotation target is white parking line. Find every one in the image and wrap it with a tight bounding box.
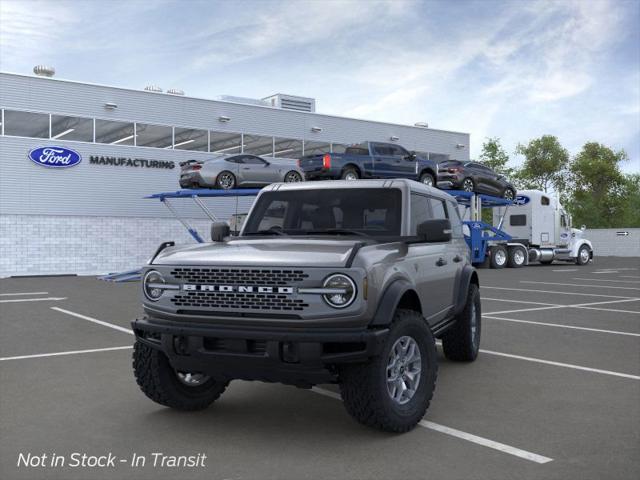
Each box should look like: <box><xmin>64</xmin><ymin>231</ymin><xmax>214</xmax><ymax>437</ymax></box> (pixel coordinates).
<box><xmin>0</xmin><ymin>346</ymin><xmax>133</xmax><ymax>362</ymax></box>
<box><xmin>483</xmin><ymin>298</ymin><xmax>640</xmax><ymax>316</ymax></box>
<box><xmin>483</xmin><ymin>297</ymin><xmax>559</xmax><ymax>307</ymax></box>
<box><xmin>0</xmin><ymin>291</ymin><xmax>49</xmax><ymax>296</ymax></box>
<box><xmin>311</xmin><ymin>387</ymin><xmax>553</xmax><ymax>464</ymax></box>
<box><xmin>479</xmin><ymin>349</ymin><xmax>640</xmax><ymax>380</ymax></box>
<box><xmin>0</xmin><ymin>297</ymin><xmax>67</xmax><ymax>303</ymax></box>
<box><xmin>51</xmin><ymin>307</ymin><xmax>133</xmax><ymax>335</ymax></box>
<box><xmin>572</xmin><ymin>278</ymin><xmax>640</xmax><ymax>284</ymax></box>
<box><xmin>483</xmin><ymin>315</ymin><xmax>640</xmax><ymax>337</ymax></box>
<box><xmin>483</xmin><ymin>286</ymin><xmax>636</xmax><ymax>299</ymax></box>
<box><xmin>621</xmin><ymin>276</ymin><xmax>640</xmax><ymax>279</ymax></box>
<box><xmin>552</xmin><ymin>269</ymin><xmax>578</xmax><ymax>272</ymax></box>
<box><xmin>521</xmin><ymin>281</ymin><xmax>640</xmax><ymax>291</ymax></box>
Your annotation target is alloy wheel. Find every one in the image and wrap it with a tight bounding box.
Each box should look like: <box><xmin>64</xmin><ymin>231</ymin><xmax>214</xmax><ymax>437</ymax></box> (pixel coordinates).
<box><xmin>176</xmin><ymin>371</ymin><xmax>210</xmax><ymax>387</ymax></box>
<box><xmin>462</xmin><ymin>179</ymin><xmax>474</xmax><ymax>192</ymax></box>
<box><xmin>218</xmin><ymin>173</ymin><xmax>235</xmax><ymax>189</ymax></box>
<box><xmin>386</xmin><ymin>336</ymin><xmax>422</xmax><ymax>405</ymax></box>
<box><xmin>285</xmin><ymin>171</ymin><xmax>302</xmax><ymax>183</ymax></box>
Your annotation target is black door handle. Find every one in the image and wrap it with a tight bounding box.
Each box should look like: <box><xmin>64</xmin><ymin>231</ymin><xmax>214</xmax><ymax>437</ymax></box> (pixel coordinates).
<box><xmin>453</xmin><ymin>255</ymin><xmax>463</xmax><ymax>263</ymax></box>
<box><xmin>436</xmin><ymin>258</ymin><xmax>447</xmax><ymax>267</ymax></box>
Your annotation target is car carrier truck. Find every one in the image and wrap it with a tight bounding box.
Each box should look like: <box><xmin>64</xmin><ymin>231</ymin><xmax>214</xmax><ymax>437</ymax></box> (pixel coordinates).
<box><xmin>490</xmin><ymin>189</ymin><xmax>593</xmax><ymax>267</ymax></box>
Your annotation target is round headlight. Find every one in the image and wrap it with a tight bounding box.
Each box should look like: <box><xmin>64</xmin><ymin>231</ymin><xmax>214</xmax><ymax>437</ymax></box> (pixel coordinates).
<box><xmin>143</xmin><ymin>270</ymin><xmax>165</xmax><ymax>301</ymax></box>
<box><xmin>323</xmin><ymin>274</ymin><xmax>357</xmax><ymax>308</ymax></box>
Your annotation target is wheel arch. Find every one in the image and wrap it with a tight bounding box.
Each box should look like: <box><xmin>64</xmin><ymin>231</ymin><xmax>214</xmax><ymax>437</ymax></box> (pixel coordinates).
<box><xmin>342</xmin><ymin>163</ymin><xmax>362</xmax><ymax>177</ymax></box>
<box><xmin>419</xmin><ymin>167</ymin><xmax>436</xmax><ymax>180</ymax></box>
<box><xmin>454</xmin><ymin>265</ymin><xmax>479</xmax><ymax>316</ymax></box>
<box><xmin>370</xmin><ymin>279</ymin><xmax>422</xmax><ymax>327</ymax></box>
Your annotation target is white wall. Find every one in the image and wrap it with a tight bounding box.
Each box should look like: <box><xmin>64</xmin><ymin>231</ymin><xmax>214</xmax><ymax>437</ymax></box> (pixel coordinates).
<box><xmin>587</xmin><ymin>228</ymin><xmax>640</xmax><ymax>257</ymax></box>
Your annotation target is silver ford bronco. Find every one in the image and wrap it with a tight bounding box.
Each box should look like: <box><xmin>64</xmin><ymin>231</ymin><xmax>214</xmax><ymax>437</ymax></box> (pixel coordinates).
<box><xmin>132</xmin><ymin>179</ymin><xmax>480</xmax><ymax>432</ymax></box>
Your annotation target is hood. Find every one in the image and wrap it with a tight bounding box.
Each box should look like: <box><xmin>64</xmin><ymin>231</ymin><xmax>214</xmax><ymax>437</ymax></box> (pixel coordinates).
<box><xmin>152</xmin><ymin>238</ymin><xmax>362</xmax><ymax>267</ymax></box>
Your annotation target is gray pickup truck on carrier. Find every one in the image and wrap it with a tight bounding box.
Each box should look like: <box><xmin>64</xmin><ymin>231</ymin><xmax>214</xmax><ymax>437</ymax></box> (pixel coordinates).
<box><xmin>132</xmin><ymin>179</ymin><xmax>481</xmax><ymax>432</ymax></box>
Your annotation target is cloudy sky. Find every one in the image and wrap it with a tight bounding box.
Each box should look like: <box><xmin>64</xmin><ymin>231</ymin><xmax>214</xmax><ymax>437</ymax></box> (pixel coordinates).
<box><xmin>1</xmin><ymin>0</ymin><xmax>638</xmax><ymax>172</ymax></box>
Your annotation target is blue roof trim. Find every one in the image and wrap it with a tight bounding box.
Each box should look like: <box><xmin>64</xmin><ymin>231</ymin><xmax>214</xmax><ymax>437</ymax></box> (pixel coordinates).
<box><xmin>145</xmin><ymin>188</ymin><xmax>262</xmax><ymax>200</ymax></box>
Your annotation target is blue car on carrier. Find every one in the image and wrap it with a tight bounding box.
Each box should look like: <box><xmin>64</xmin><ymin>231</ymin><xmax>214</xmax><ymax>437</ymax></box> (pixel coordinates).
<box><xmin>299</xmin><ymin>141</ymin><xmax>440</xmax><ymax>187</ymax></box>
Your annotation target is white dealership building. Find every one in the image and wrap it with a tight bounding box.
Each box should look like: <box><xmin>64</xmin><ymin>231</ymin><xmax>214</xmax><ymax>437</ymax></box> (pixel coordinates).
<box><xmin>0</xmin><ymin>69</ymin><xmax>470</xmax><ymax>277</ymax></box>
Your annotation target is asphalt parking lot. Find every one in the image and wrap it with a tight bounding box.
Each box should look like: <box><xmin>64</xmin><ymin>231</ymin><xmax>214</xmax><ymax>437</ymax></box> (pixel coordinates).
<box><xmin>1</xmin><ymin>257</ymin><xmax>639</xmax><ymax>480</ymax></box>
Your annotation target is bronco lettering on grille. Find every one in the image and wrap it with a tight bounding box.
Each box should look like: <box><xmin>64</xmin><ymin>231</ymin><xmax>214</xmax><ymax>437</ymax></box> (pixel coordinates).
<box><xmin>183</xmin><ymin>285</ymin><xmax>295</xmax><ymax>294</ymax></box>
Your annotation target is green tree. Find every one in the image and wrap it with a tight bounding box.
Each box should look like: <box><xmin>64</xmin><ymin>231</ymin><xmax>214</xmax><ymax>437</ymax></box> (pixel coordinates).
<box><xmin>567</xmin><ymin>142</ymin><xmax>631</xmax><ymax>228</ymax></box>
<box><xmin>618</xmin><ymin>174</ymin><xmax>640</xmax><ymax>227</ymax></box>
<box><xmin>515</xmin><ymin>135</ymin><xmax>569</xmax><ymax>193</ymax></box>
<box><xmin>479</xmin><ymin>137</ymin><xmax>513</xmax><ymax>177</ymax></box>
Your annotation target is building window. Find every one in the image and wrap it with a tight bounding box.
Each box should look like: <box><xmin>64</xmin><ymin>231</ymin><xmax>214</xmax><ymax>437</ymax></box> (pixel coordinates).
<box><xmin>331</xmin><ymin>143</ymin><xmax>348</xmax><ymax>154</ymax></box>
<box><xmin>51</xmin><ymin>114</ymin><xmax>93</xmax><ymax>142</ymax></box>
<box><xmin>210</xmin><ymin>131</ymin><xmax>242</xmax><ymax>154</ymax></box>
<box><xmin>273</xmin><ymin>137</ymin><xmax>303</xmax><ymax>158</ymax></box>
<box><xmin>243</xmin><ymin>134</ymin><xmax>273</xmax><ymax>156</ymax></box>
<box><xmin>95</xmin><ymin>119</ymin><xmax>135</xmax><ymax>145</ymax></box>
<box><xmin>3</xmin><ymin>110</ymin><xmax>49</xmax><ymax>138</ymax></box>
<box><xmin>135</xmin><ymin>123</ymin><xmax>173</xmax><ymax>149</ymax></box>
<box><xmin>303</xmin><ymin>140</ymin><xmax>330</xmax><ymax>156</ymax></box>
<box><xmin>173</xmin><ymin>127</ymin><xmax>208</xmax><ymax>151</ymax></box>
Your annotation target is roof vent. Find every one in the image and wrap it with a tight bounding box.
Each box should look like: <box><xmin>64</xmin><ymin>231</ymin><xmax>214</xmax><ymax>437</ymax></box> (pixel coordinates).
<box><xmin>33</xmin><ymin>65</ymin><xmax>55</xmax><ymax>77</ymax></box>
<box><xmin>414</xmin><ymin>122</ymin><xmax>429</xmax><ymax>128</ymax></box>
<box><xmin>167</xmin><ymin>88</ymin><xmax>185</xmax><ymax>96</ymax></box>
<box><xmin>262</xmin><ymin>94</ymin><xmax>316</xmax><ymax>113</ymax></box>
<box><xmin>144</xmin><ymin>85</ymin><xmax>163</xmax><ymax>93</ymax></box>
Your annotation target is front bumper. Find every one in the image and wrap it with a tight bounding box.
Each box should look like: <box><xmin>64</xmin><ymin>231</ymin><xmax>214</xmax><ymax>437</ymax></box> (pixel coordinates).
<box><xmin>132</xmin><ymin>316</ymin><xmax>388</xmax><ymax>387</ymax></box>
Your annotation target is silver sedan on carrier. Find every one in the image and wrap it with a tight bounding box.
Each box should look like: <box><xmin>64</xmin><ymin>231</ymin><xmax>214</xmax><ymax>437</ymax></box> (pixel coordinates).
<box><xmin>179</xmin><ymin>154</ymin><xmax>304</xmax><ymax>189</ymax></box>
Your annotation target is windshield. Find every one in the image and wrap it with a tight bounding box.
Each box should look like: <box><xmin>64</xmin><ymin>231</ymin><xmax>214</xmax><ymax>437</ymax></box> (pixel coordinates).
<box><xmin>242</xmin><ymin>188</ymin><xmax>402</xmax><ymax>237</ymax></box>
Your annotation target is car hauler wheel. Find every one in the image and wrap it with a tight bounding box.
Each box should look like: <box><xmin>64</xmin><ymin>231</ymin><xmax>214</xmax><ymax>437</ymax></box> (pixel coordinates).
<box><xmin>489</xmin><ymin>245</ymin><xmax>508</xmax><ymax>269</ymax></box>
<box><xmin>576</xmin><ymin>245</ymin><xmax>591</xmax><ymax>266</ymax></box>
<box><xmin>338</xmin><ymin>309</ymin><xmax>437</xmax><ymax>433</ymax></box>
<box><xmin>507</xmin><ymin>246</ymin><xmax>526</xmax><ymax>268</ymax></box>
<box><xmin>133</xmin><ymin>341</ymin><xmax>228</xmax><ymax>410</ymax></box>
<box><xmin>442</xmin><ymin>283</ymin><xmax>481</xmax><ymax>361</ymax></box>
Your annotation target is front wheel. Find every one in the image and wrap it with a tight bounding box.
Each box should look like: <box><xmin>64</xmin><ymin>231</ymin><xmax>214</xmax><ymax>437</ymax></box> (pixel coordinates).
<box><xmin>339</xmin><ymin>309</ymin><xmax>437</xmax><ymax>433</ymax></box>
<box><xmin>419</xmin><ymin>172</ymin><xmax>435</xmax><ymax>187</ymax></box>
<box><xmin>576</xmin><ymin>245</ymin><xmax>591</xmax><ymax>265</ymax></box>
<box><xmin>442</xmin><ymin>283</ymin><xmax>481</xmax><ymax>361</ymax></box>
<box><xmin>133</xmin><ymin>341</ymin><xmax>228</xmax><ymax>410</ymax></box>
<box><xmin>284</xmin><ymin>170</ymin><xmax>303</xmax><ymax>183</ymax></box>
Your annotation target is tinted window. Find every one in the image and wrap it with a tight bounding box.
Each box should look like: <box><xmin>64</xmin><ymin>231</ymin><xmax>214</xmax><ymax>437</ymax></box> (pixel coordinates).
<box><xmin>4</xmin><ymin>110</ymin><xmax>49</xmax><ymax>138</ymax></box>
<box><xmin>136</xmin><ymin>123</ymin><xmax>173</xmax><ymax>148</ymax></box>
<box><xmin>447</xmin><ymin>201</ymin><xmax>464</xmax><ymax>238</ymax></box>
<box><xmin>372</xmin><ymin>144</ymin><xmax>393</xmax><ymax>156</ymax></box>
<box><xmin>388</xmin><ymin>145</ymin><xmax>409</xmax><ymax>157</ymax></box>
<box><xmin>345</xmin><ymin>147</ymin><xmax>370</xmax><ymax>155</ymax></box>
<box><xmin>541</xmin><ymin>196</ymin><xmax>550</xmax><ymax>206</ymax></box>
<box><xmin>225</xmin><ymin>156</ymin><xmax>243</xmax><ymax>163</ymax></box>
<box><xmin>242</xmin><ymin>155</ymin><xmax>266</xmax><ymax>165</ymax></box>
<box><xmin>429</xmin><ymin>198</ymin><xmax>448</xmax><ymax>220</ymax></box>
<box><xmin>410</xmin><ymin>194</ymin><xmax>432</xmax><ymax>235</ymax></box>
<box><xmin>510</xmin><ymin>214</ymin><xmax>527</xmax><ymax>226</ymax></box>
<box><xmin>244</xmin><ymin>188</ymin><xmax>402</xmax><ymax>237</ymax></box>
<box><xmin>95</xmin><ymin>119</ymin><xmax>135</xmax><ymax>145</ymax></box>
<box><xmin>174</xmin><ymin>127</ymin><xmax>208</xmax><ymax>151</ymax></box>
<box><xmin>210</xmin><ymin>131</ymin><xmax>242</xmax><ymax>154</ymax></box>
<box><xmin>51</xmin><ymin>114</ymin><xmax>93</xmax><ymax>142</ymax></box>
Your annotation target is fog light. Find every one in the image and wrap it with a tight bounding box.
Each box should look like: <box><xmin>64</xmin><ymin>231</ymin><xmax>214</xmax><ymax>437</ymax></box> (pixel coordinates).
<box><xmin>322</xmin><ymin>274</ymin><xmax>356</xmax><ymax>308</ymax></box>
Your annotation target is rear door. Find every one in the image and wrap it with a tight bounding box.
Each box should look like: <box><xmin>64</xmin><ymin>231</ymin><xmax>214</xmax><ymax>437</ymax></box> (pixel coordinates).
<box><xmin>388</xmin><ymin>144</ymin><xmax>417</xmax><ymax>179</ymax></box>
<box><xmin>371</xmin><ymin>143</ymin><xmax>396</xmax><ymax>178</ymax></box>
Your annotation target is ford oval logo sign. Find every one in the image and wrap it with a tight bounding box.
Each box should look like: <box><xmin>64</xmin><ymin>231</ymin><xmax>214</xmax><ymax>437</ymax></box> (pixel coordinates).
<box><xmin>28</xmin><ymin>146</ymin><xmax>82</xmax><ymax>168</ymax></box>
<box><xmin>514</xmin><ymin>195</ymin><xmax>530</xmax><ymax>205</ymax></box>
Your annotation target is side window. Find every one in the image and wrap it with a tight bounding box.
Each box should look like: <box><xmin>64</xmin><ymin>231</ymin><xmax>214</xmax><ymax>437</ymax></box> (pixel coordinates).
<box><xmin>410</xmin><ymin>193</ymin><xmax>432</xmax><ymax>235</ymax></box>
<box><xmin>429</xmin><ymin>198</ymin><xmax>448</xmax><ymax>220</ymax></box>
<box><xmin>389</xmin><ymin>145</ymin><xmax>409</xmax><ymax>157</ymax></box>
<box><xmin>243</xmin><ymin>155</ymin><xmax>266</xmax><ymax>165</ymax></box>
<box><xmin>226</xmin><ymin>156</ymin><xmax>243</xmax><ymax>164</ymax></box>
<box><xmin>541</xmin><ymin>196</ymin><xmax>550</xmax><ymax>206</ymax></box>
<box><xmin>561</xmin><ymin>214</ymin><xmax>567</xmax><ymax>227</ymax></box>
<box><xmin>373</xmin><ymin>144</ymin><xmax>392</xmax><ymax>156</ymax></box>
<box><xmin>447</xmin><ymin>201</ymin><xmax>464</xmax><ymax>238</ymax></box>
<box><xmin>510</xmin><ymin>215</ymin><xmax>527</xmax><ymax>226</ymax></box>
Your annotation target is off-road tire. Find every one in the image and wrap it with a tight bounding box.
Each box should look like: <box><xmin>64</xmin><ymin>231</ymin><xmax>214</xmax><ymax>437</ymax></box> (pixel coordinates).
<box><xmin>489</xmin><ymin>245</ymin><xmax>508</xmax><ymax>269</ymax></box>
<box><xmin>133</xmin><ymin>341</ymin><xmax>228</xmax><ymax>410</ymax></box>
<box><xmin>338</xmin><ymin>309</ymin><xmax>437</xmax><ymax>433</ymax></box>
<box><xmin>419</xmin><ymin>172</ymin><xmax>435</xmax><ymax>187</ymax></box>
<box><xmin>507</xmin><ymin>246</ymin><xmax>526</xmax><ymax>268</ymax></box>
<box><xmin>442</xmin><ymin>284</ymin><xmax>481</xmax><ymax>361</ymax></box>
<box><xmin>341</xmin><ymin>167</ymin><xmax>360</xmax><ymax>180</ymax></box>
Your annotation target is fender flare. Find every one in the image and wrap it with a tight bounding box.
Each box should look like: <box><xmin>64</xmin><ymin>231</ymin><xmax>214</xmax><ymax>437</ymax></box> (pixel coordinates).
<box><xmin>342</xmin><ymin>163</ymin><xmax>362</xmax><ymax>177</ymax></box>
<box><xmin>571</xmin><ymin>239</ymin><xmax>593</xmax><ymax>258</ymax></box>
<box><xmin>370</xmin><ymin>279</ymin><xmax>418</xmax><ymax>327</ymax></box>
<box><xmin>454</xmin><ymin>265</ymin><xmax>479</xmax><ymax>316</ymax></box>
<box><xmin>418</xmin><ymin>167</ymin><xmax>437</xmax><ymax>180</ymax></box>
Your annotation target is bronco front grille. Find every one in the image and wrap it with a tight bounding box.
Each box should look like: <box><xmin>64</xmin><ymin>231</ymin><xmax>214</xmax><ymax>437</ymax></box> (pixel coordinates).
<box><xmin>170</xmin><ymin>268</ymin><xmax>309</xmax><ymax>285</ymax></box>
<box><xmin>171</xmin><ymin>292</ymin><xmax>309</xmax><ymax>311</ymax></box>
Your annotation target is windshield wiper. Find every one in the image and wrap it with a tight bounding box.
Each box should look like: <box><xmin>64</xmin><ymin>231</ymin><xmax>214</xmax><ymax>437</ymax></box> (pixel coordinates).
<box><xmin>305</xmin><ymin>229</ymin><xmax>370</xmax><ymax>237</ymax></box>
<box><xmin>244</xmin><ymin>229</ymin><xmax>287</xmax><ymax>236</ymax></box>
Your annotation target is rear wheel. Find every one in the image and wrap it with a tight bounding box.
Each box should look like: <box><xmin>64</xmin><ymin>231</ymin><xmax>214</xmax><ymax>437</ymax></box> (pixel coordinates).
<box><xmin>216</xmin><ymin>171</ymin><xmax>236</xmax><ymax>190</ymax></box>
<box><xmin>489</xmin><ymin>245</ymin><xmax>508</xmax><ymax>269</ymax></box>
<box><xmin>419</xmin><ymin>172</ymin><xmax>435</xmax><ymax>187</ymax></box>
<box><xmin>507</xmin><ymin>246</ymin><xmax>526</xmax><ymax>268</ymax></box>
<box><xmin>462</xmin><ymin>178</ymin><xmax>475</xmax><ymax>192</ymax></box>
<box><xmin>341</xmin><ymin>167</ymin><xmax>359</xmax><ymax>181</ymax></box>
<box><xmin>442</xmin><ymin>283</ymin><xmax>481</xmax><ymax>361</ymax></box>
<box><xmin>133</xmin><ymin>341</ymin><xmax>228</xmax><ymax>410</ymax></box>
<box><xmin>576</xmin><ymin>245</ymin><xmax>591</xmax><ymax>265</ymax></box>
<box><xmin>284</xmin><ymin>170</ymin><xmax>303</xmax><ymax>183</ymax></box>
<box><xmin>339</xmin><ymin>309</ymin><xmax>437</xmax><ymax>433</ymax></box>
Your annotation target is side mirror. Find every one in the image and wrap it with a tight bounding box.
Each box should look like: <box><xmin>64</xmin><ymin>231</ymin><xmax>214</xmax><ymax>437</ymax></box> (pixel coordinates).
<box><xmin>416</xmin><ymin>219</ymin><xmax>452</xmax><ymax>243</ymax></box>
<box><xmin>211</xmin><ymin>222</ymin><xmax>230</xmax><ymax>242</ymax></box>
<box><xmin>406</xmin><ymin>151</ymin><xmax>417</xmax><ymax>160</ymax></box>
<box><xmin>581</xmin><ymin>224</ymin><xmax>586</xmax><ymax>231</ymax></box>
